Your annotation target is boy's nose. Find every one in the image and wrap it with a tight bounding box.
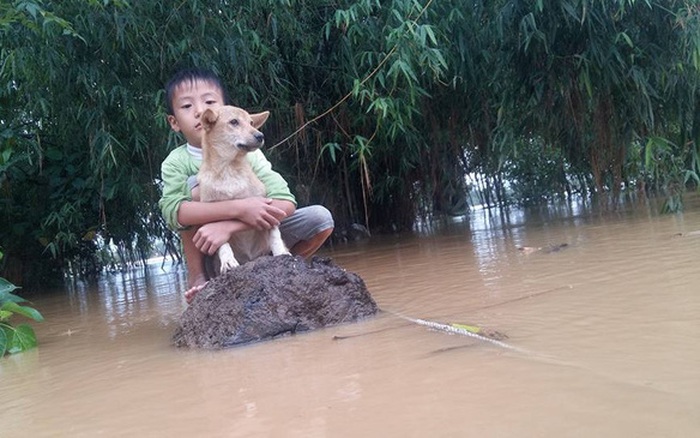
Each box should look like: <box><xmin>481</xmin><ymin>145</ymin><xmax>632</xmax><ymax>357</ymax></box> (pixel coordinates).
<box><xmin>193</xmin><ymin>102</ymin><xmax>205</xmax><ymax>117</ymax></box>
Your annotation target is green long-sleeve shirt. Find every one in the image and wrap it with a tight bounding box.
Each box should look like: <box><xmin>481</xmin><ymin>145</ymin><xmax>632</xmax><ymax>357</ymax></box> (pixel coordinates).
<box><xmin>158</xmin><ymin>144</ymin><xmax>296</xmax><ymax>230</ymax></box>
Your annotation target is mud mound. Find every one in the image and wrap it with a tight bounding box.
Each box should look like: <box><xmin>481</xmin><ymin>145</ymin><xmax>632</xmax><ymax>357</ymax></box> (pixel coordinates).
<box><xmin>173</xmin><ymin>255</ymin><xmax>378</xmax><ymax>348</ymax></box>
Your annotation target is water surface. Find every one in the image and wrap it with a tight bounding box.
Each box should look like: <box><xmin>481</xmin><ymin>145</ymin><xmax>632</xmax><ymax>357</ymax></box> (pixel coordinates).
<box><xmin>2</xmin><ymin>197</ymin><xmax>699</xmax><ymax>437</ymax></box>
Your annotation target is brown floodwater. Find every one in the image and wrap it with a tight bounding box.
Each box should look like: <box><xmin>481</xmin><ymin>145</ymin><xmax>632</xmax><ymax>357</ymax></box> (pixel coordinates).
<box><xmin>2</xmin><ymin>196</ymin><xmax>700</xmax><ymax>437</ymax></box>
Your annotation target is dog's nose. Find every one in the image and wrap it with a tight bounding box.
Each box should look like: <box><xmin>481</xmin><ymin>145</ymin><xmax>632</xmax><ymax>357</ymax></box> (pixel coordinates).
<box><xmin>255</xmin><ymin>133</ymin><xmax>265</xmax><ymax>143</ymax></box>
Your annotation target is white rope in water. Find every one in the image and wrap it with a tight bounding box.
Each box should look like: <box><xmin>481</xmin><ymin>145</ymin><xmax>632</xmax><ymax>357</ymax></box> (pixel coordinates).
<box><xmin>393</xmin><ymin>313</ymin><xmax>529</xmax><ymax>354</ymax></box>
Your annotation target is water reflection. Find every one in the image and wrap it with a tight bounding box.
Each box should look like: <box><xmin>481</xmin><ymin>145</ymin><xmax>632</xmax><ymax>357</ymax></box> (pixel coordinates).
<box><xmin>61</xmin><ymin>259</ymin><xmax>187</xmax><ymax>339</ymax></box>
<box><xmin>2</xmin><ymin>195</ymin><xmax>700</xmax><ymax>437</ymax></box>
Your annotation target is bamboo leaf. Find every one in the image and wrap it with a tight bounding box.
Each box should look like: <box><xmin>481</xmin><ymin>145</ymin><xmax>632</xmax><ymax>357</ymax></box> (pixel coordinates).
<box><xmin>321</xmin><ymin>142</ymin><xmax>341</xmax><ymax>164</ymax></box>
<box><xmin>424</xmin><ymin>25</ymin><xmax>437</xmax><ymax>46</ymax></box>
<box><xmin>617</xmin><ymin>31</ymin><xmax>633</xmax><ymax>48</ymax></box>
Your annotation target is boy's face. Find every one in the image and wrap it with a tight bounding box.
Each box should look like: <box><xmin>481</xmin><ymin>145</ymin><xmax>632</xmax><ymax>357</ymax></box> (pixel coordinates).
<box><xmin>167</xmin><ymin>79</ymin><xmax>224</xmax><ymax>147</ymax></box>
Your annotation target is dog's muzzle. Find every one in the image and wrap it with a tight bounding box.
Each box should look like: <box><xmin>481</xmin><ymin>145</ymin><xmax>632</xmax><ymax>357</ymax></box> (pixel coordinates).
<box><xmin>237</xmin><ymin>133</ymin><xmax>264</xmax><ymax>152</ymax></box>
<box><xmin>236</xmin><ymin>143</ymin><xmax>262</xmax><ymax>152</ymax></box>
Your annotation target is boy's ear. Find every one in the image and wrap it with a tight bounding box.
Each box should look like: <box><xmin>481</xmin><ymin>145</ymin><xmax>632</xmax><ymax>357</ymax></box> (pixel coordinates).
<box><xmin>250</xmin><ymin>111</ymin><xmax>270</xmax><ymax>129</ymax></box>
<box><xmin>167</xmin><ymin>114</ymin><xmax>180</xmax><ymax>132</ymax></box>
<box><xmin>201</xmin><ymin>108</ymin><xmax>219</xmax><ymax>131</ymax></box>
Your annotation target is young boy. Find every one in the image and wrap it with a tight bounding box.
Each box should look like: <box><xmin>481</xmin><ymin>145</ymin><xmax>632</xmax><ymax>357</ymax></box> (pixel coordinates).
<box><xmin>158</xmin><ymin>68</ymin><xmax>334</xmax><ymax>303</ymax></box>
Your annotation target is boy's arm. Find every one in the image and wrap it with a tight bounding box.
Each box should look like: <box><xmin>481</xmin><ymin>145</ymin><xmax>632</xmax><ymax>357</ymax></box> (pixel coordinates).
<box><xmin>177</xmin><ymin>197</ymin><xmax>294</xmax><ymax>229</ymax></box>
<box><xmin>248</xmin><ymin>150</ymin><xmax>297</xmax><ymax>205</ymax></box>
<box><xmin>162</xmin><ymin>147</ymin><xmax>296</xmax><ymax>253</ymax></box>
<box><xmin>178</xmin><ymin>149</ymin><xmax>295</xmax><ymax>227</ymax></box>
<box><xmin>159</xmin><ymin>147</ymin><xmax>196</xmax><ymax>230</ymax></box>
<box><xmin>189</xmin><ymin>199</ymin><xmax>295</xmax><ymax>255</ymax></box>
<box><xmin>160</xmin><ymin>147</ymin><xmax>294</xmax><ymax>229</ymax></box>
<box><xmin>183</xmin><ymin>198</ymin><xmax>295</xmax><ymax>256</ymax></box>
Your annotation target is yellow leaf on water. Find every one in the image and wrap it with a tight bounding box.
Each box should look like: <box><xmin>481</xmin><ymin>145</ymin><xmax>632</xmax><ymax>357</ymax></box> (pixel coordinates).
<box><xmin>450</xmin><ymin>323</ymin><xmax>481</xmax><ymax>334</ymax></box>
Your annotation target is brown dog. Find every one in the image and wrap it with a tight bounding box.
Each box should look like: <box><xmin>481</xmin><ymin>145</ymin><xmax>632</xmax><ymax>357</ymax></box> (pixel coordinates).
<box><xmin>198</xmin><ymin>105</ymin><xmax>289</xmax><ymax>273</ymax></box>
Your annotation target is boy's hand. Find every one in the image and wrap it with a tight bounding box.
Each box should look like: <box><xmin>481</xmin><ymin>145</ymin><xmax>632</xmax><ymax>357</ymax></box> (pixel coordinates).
<box><xmin>193</xmin><ymin>221</ymin><xmax>242</xmax><ymax>255</ymax></box>
<box><xmin>235</xmin><ymin>197</ymin><xmax>288</xmax><ymax>230</ymax></box>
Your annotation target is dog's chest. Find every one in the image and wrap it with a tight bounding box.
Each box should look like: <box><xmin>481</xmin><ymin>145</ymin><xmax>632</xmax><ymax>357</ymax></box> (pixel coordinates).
<box><xmin>199</xmin><ymin>165</ymin><xmax>266</xmax><ymax>201</ymax></box>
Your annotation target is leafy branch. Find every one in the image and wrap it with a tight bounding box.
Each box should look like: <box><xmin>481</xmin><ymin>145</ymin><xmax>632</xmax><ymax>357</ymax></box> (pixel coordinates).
<box><xmin>0</xmin><ymin>251</ymin><xmax>44</xmax><ymax>356</ymax></box>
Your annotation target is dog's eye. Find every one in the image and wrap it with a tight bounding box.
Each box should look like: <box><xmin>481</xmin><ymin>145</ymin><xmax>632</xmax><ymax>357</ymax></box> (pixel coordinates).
<box><xmin>229</xmin><ymin>119</ymin><xmax>239</xmax><ymax>126</ymax></box>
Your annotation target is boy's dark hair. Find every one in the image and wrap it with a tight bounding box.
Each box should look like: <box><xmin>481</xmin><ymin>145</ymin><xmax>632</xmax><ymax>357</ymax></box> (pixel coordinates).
<box><xmin>164</xmin><ymin>68</ymin><xmax>230</xmax><ymax>115</ymax></box>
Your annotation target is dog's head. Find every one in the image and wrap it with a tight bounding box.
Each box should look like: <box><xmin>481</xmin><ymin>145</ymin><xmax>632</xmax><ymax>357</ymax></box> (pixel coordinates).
<box><xmin>201</xmin><ymin>106</ymin><xmax>270</xmax><ymax>158</ymax></box>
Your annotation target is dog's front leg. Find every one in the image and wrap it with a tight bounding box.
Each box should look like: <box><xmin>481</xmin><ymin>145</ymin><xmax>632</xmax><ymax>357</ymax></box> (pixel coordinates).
<box><xmin>269</xmin><ymin>227</ymin><xmax>290</xmax><ymax>256</ymax></box>
<box><xmin>217</xmin><ymin>243</ymin><xmax>240</xmax><ymax>273</ymax></box>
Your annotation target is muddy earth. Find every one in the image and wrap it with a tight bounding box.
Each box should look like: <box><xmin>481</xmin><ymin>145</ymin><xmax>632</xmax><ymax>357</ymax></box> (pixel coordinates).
<box><xmin>173</xmin><ymin>255</ymin><xmax>379</xmax><ymax>348</ymax></box>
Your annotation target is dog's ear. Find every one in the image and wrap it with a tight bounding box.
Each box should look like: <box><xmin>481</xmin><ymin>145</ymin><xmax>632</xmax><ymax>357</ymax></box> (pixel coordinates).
<box><xmin>201</xmin><ymin>108</ymin><xmax>219</xmax><ymax>131</ymax></box>
<box><xmin>250</xmin><ymin>111</ymin><xmax>270</xmax><ymax>129</ymax></box>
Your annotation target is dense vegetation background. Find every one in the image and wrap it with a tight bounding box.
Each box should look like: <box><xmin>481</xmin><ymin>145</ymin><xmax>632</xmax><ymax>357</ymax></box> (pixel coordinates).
<box><xmin>1</xmin><ymin>0</ymin><xmax>699</xmax><ymax>288</ymax></box>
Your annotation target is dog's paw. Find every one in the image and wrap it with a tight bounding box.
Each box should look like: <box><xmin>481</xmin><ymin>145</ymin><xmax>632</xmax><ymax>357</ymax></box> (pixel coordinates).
<box><xmin>217</xmin><ymin>244</ymin><xmax>239</xmax><ymax>273</ymax></box>
<box><xmin>219</xmin><ymin>257</ymin><xmax>239</xmax><ymax>273</ymax></box>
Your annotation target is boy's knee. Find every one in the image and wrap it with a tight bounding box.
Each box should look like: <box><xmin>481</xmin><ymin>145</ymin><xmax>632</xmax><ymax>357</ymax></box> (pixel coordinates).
<box><xmin>279</xmin><ymin>205</ymin><xmax>334</xmax><ymax>248</ymax></box>
<box><xmin>304</xmin><ymin>205</ymin><xmax>334</xmax><ymax>230</ymax></box>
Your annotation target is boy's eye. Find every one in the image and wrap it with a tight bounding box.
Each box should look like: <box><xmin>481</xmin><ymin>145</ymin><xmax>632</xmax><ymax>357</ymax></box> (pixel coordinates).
<box><xmin>206</xmin><ymin>100</ymin><xmax>217</xmax><ymax>105</ymax></box>
<box><xmin>181</xmin><ymin>104</ymin><xmax>192</xmax><ymax>109</ymax></box>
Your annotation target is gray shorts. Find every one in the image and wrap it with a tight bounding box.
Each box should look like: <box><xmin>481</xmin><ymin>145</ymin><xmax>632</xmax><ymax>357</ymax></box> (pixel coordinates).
<box><xmin>280</xmin><ymin>205</ymin><xmax>334</xmax><ymax>248</ymax></box>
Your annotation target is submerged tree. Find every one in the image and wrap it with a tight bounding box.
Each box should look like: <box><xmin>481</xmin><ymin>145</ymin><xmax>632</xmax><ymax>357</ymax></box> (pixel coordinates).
<box><xmin>496</xmin><ymin>0</ymin><xmax>700</xmax><ymax>203</ymax></box>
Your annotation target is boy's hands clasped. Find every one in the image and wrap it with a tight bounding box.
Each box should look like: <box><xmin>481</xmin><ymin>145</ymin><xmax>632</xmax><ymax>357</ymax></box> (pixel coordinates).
<box><xmin>235</xmin><ymin>197</ymin><xmax>288</xmax><ymax>230</ymax></box>
<box><xmin>192</xmin><ymin>197</ymin><xmax>287</xmax><ymax>256</ymax></box>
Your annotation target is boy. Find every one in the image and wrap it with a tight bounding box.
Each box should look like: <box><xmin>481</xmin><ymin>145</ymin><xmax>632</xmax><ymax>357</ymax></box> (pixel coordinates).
<box><xmin>158</xmin><ymin>68</ymin><xmax>334</xmax><ymax>303</ymax></box>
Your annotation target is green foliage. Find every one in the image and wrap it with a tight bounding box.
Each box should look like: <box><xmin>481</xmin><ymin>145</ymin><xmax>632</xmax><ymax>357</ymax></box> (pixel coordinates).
<box><xmin>639</xmin><ymin>136</ymin><xmax>700</xmax><ymax>212</ymax></box>
<box><xmin>490</xmin><ymin>0</ymin><xmax>700</xmax><ymax>202</ymax></box>
<box><xmin>1</xmin><ymin>0</ymin><xmax>178</xmax><ymax>285</ymax></box>
<box><xmin>0</xmin><ymin>0</ymin><xmax>699</xmax><ymax>285</ymax></box>
<box><xmin>503</xmin><ymin>139</ymin><xmax>572</xmax><ymax>205</ymax></box>
<box><xmin>0</xmin><ymin>251</ymin><xmax>44</xmax><ymax>356</ymax></box>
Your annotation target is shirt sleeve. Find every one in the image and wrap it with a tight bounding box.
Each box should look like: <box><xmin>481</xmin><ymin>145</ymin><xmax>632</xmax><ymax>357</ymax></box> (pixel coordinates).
<box><xmin>248</xmin><ymin>150</ymin><xmax>297</xmax><ymax>205</ymax></box>
<box><xmin>158</xmin><ymin>147</ymin><xmax>194</xmax><ymax>230</ymax></box>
